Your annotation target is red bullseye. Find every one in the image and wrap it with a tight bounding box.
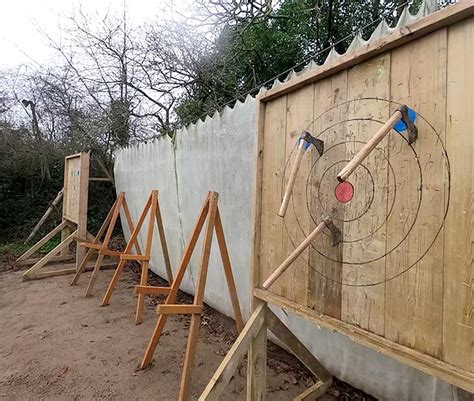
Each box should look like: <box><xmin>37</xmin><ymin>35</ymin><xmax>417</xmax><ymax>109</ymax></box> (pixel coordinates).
<box><xmin>335</xmin><ymin>181</ymin><xmax>354</xmax><ymax>203</ymax></box>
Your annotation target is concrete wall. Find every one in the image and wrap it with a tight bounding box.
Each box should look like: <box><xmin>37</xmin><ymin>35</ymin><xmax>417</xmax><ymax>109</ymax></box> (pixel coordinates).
<box><xmin>114</xmin><ymin>97</ymin><xmax>256</xmax><ymax>320</ymax></box>
<box><xmin>114</xmin><ymin>95</ymin><xmax>457</xmax><ymax>401</ymax></box>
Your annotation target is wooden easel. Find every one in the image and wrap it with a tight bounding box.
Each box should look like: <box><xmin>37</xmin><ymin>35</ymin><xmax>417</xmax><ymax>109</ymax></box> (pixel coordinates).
<box><xmin>100</xmin><ymin>190</ymin><xmax>174</xmax><ymax>324</ymax></box>
<box><xmin>140</xmin><ymin>191</ymin><xmax>244</xmax><ymax>401</ymax></box>
<box><xmin>70</xmin><ymin>192</ymin><xmax>142</xmax><ymax>297</ymax></box>
<box><xmin>18</xmin><ymin>153</ymin><xmax>91</xmax><ymax>280</ymax></box>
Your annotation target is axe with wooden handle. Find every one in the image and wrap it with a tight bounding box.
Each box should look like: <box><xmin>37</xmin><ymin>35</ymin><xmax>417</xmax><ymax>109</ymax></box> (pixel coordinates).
<box><xmin>262</xmin><ymin>216</ymin><xmax>341</xmax><ymax>290</ymax></box>
<box><xmin>337</xmin><ymin>104</ymin><xmax>417</xmax><ymax>182</ymax></box>
<box><xmin>278</xmin><ymin>131</ymin><xmax>324</xmax><ymax>218</ymax></box>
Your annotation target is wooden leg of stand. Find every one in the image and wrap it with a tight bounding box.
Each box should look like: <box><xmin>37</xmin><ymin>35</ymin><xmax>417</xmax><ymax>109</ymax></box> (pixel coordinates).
<box><xmin>135</xmin><ymin>191</ymin><xmax>157</xmax><ymax>324</ymax></box>
<box><xmin>71</xmin><ymin>197</ymin><xmax>119</xmax><ymax>286</ymax></box>
<box><xmin>123</xmin><ymin>197</ymin><xmax>143</xmax><ymax>255</ymax></box>
<box><xmin>178</xmin><ymin>193</ymin><xmax>218</xmax><ymax>401</ymax></box>
<box><xmin>199</xmin><ymin>304</ymin><xmax>266</xmax><ymax>401</ymax></box>
<box><xmin>179</xmin><ymin>313</ymin><xmax>202</xmax><ymax>401</ymax></box>
<box><xmin>135</xmin><ymin>261</ymin><xmax>149</xmax><ymax>324</ymax></box>
<box><xmin>215</xmin><ymin>207</ymin><xmax>244</xmax><ymax>332</ymax></box>
<box><xmin>101</xmin><ymin>259</ymin><xmax>127</xmax><ymax>306</ymax></box>
<box><xmin>156</xmin><ymin>197</ymin><xmax>173</xmax><ymax>283</ymax></box>
<box><xmin>85</xmin><ymin>194</ymin><xmax>124</xmax><ymax>296</ymax></box>
<box><xmin>140</xmin><ymin>313</ymin><xmax>169</xmax><ymax>369</ymax></box>
<box><xmin>140</xmin><ymin>195</ymin><xmax>211</xmax><ymax>369</ymax></box>
<box><xmin>70</xmin><ymin>247</ymin><xmax>96</xmax><ymax>286</ymax></box>
<box><xmin>101</xmin><ymin>194</ymin><xmax>152</xmax><ymax>306</ymax></box>
<box><xmin>247</xmin><ymin>318</ymin><xmax>267</xmax><ymax>401</ymax></box>
<box><xmin>85</xmin><ymin>254</ymin><xmax>105</xmax><ymax>297</ymax></box>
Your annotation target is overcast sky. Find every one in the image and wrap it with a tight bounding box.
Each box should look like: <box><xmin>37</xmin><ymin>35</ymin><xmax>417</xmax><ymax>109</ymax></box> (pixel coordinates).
<box><xmin>0</xmin><ymin>0</ymin><xmax>188</xmax><ymax>69</ymax></box>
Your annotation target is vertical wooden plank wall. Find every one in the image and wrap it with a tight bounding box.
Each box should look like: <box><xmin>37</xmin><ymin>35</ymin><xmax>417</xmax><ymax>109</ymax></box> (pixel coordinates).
<box><xmin>256</xmin><ymin>15</ymin><xmax>474</xmax><ymax>379</ymax></box>
<box><xmin>308</xmin><ymin>71</ymin><xmax>347</xmax><ymax>319</ymax></box>
<box><xmin>63</xmin><ymin>156</ymin><xmax>82</xmax><ymax>223</ymax></box>
<box><xmin>385</xmin><ymin>29</ymin><xmax>447</xmax><ymax>358</ymax></box>
<box><xmin>259</xmin><ymin>96</ymin><xmax>287</xmax><ymax>294</ymax></box>
<box><xmin>442</xmin><ymin>17</ymin><xmax>474</xmax><ymax>370</ymax></box>
<box><xmin>280</xmin><ymin>85</ymin><xmax>314</xmax><ymax>304</ymax></box>
<box><xmin>342</xmin><ymin>54</ymin><xmax>391</xmax><ymax>335</ymax></box>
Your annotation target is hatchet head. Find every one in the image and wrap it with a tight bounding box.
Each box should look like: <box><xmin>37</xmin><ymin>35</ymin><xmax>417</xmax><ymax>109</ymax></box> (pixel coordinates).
<box><xmin>300</xmin><ymin>130</ymin><xmax>324</xmax><ymax>156</ymax></box>
<box><xmin>397</xmin><ymin>105</ymin><xmax>418</xmax><ymax>145</ymax></box>
<box><xmin>322</xmin><ymin>216</ymin><xmax>342</xmax><ymax>247</ymax></box>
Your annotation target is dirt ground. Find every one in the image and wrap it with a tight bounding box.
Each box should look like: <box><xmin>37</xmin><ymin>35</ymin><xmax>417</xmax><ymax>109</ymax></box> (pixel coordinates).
<box><xmin>0</xmin><ymin>264</ymin><xmax>375</xmax><ymax>400</ymax></box>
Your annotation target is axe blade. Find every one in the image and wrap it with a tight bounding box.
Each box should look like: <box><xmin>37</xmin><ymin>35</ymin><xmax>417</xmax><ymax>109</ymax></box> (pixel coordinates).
<box><xmin>397</xmin><ymin>105</ymin><xmax>418</xmax><ymax>145</ymax></box>
<box><xmin>322</xmin><ymin>216</ymin><xmax>342</xmax><ymax>247</ymax></box>
<box><xmin>301</xmin><ymin>130</ymin><xmax>324</xmax><ymax>156</ymax></box>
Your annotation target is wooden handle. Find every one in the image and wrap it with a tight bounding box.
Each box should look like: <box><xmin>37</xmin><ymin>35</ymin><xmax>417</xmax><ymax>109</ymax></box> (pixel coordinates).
<box><xmin>278</xmin><ymin>141</ymin><xmax>306</xmax><ymax>217</ymax></box>
<box><xmin>337</xmin><ymin>110</ymin><xmax>402</xmax><ymax>182</ymax></box>
<box><xmin>263</xmin><ymin>220</ymin><xmax>327</xmax><ymax>289</ymax></box>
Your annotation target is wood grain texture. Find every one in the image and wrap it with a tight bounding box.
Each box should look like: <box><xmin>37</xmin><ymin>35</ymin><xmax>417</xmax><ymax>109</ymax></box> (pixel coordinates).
<box><xmin>76</xmin><ymin>152</ymin><xmax>90</xmax><ymax>269</ymax></box>
<box><xmin>135</xmin><ymin>190</ymin><xmax>158</xmax><ymax>324</ymax></box>
<box><xmin>253</xmin><ymin>12</ymin><xmax>474</xmax><ymax>389</ymax></box>
<box><xmin>442</xmin><ymin>17</ymin><xmax>474</xmax><ymax>370</ymax></box>
<box><xmin>255</xmin><ymin>288</ymin><xmax>474</xmax><ymax>393</ymax></box>
<box><xmin>385</xmin><ymin>28</ymin><xmax>447</xmax><ymax>358</ymax></box>
<box><xmin>280</xmin><ymin>84</ymin><xmax>314</xmax><ymax>304</ymax></box>
<box><xmin>63</xmin><ymin>154</ymin><xmax>82</xmax><ymax>224</ymax></box>
<box><xmin>247</xmin><ymin>318</ymin><xmax>267</xmax><ymax>401</ymax></box>
<box><xmin>251</xmin><ymin>98</ymin><xmax>266</xmax><ymax>311</ymax></box>
<box><xmin>307</xmin><ymin>70</ymin><xmax>347</xmax><ymax>318</ymax></box>
<box><xmin>341</xmin><ymin>54</ymin><xmax>391</xmax><ymax>335</ymax></box>
<box><xmin>85</xmin><ymin>193</ymin><xmax>124</xmax><ymax>296</ymax></box>
<box><xmin>258</xmin><ymin>95</ymin><xmax>288</xmax><ymax>295</ymax></box>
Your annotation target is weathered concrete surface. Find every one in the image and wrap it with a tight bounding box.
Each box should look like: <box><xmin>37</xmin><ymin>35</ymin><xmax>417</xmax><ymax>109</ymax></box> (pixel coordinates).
<box><xmin>115</xmin><ymin>97</ymin><xmax>256</xmax><ymax>320</ymax></box>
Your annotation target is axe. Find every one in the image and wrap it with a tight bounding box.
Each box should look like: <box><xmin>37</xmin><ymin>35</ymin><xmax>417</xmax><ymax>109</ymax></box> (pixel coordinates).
<box><xmin>278</xmin><ymin>131</ymin><xmax>324</xmax><ymax>218</ymax></box>
<box><xmin>337</xmin><ymin>105</ymin><xmax>417</xmax><ymax>182</ymax></box>
<box><xmin>262</xmin><ymin>216</ymin><xmax>341</xmax><ymax>290</ymax></box>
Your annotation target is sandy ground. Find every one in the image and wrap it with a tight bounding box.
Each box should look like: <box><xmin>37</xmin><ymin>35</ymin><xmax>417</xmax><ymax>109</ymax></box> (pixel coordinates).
<box><xmin>0</xmin><ymin>266</ymin><xmax>374</xmax><ymax>400</ymax></box>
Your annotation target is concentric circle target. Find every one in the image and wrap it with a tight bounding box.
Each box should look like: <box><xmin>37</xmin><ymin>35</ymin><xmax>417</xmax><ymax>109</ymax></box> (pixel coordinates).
<box><xmin>281</xmin><ymin>98</ymin><xmax>450</xmax><ymax>287</ymax></box>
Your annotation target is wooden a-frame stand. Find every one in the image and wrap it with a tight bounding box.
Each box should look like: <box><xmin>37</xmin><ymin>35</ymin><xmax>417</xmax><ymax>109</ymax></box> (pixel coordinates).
<box><xmin>140</xmin><ymin>191</ymin><xmax>244</xmax><ymax>401</ymax></box>
<box><xmin>200</xmin><ymin>300</ymin><xmax>332</xmax><ymax>400</ymax></box>
<box><xmin>100</xmin><ymin>190</ymin><xmax>174</xmax><ymax>324</ymax></box>
<box><xmin>70</xmin><ymin>192</ymin><xmax>142</xmax><ymax>297</ymax></box>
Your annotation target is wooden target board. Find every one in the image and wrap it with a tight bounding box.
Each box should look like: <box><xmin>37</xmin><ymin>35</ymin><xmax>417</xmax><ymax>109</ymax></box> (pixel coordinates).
<box><xmin>252</xmin><ymin>5</ymin><xmax>474</xmax><ymax>392</ymax></box>
<box><xmin>63</xmin><ymin>153</ymin><xmax>89</xmax><ymax>224</ymax></box>
<box><xmin>19</xmin><ymin>152</ymin><xmax>90</xmax><ymax>280</ymax></box>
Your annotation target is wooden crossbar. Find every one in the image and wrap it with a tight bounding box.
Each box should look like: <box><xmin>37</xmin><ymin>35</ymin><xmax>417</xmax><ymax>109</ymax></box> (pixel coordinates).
<box><xmin>120</xmin><ymin>254</ymin><xmax>150</xmax><ymax>261</ymax></box>
<box><xmin>98</xmin><ymin>249</ymin><xmax>122</xmax><ymax>257</ymax></box>
<box><xmin>135</xmin><ymin>286</ymin><xmax>171</xmax><ymax>295</ymax></box>
<box><xmin>79</xmin><ymin>242</ymin><xmax>103</xmax><ymax>250</ymax></box>
<box><xmin>156</xmin><ymin>305</ymin><xmax>203</xmax><ymax>315</ymax></box>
